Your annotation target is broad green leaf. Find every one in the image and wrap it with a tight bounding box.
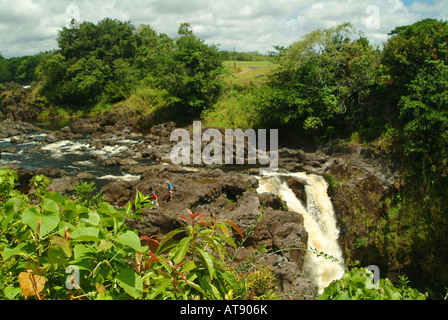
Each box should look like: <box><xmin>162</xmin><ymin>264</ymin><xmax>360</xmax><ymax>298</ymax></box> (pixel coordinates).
<box><xmin>2</xmin><ymin>245</ymin><xmax>28</xmax><ymax>261</ymax></box>
<box><xmin>71</xmin><ymin>227</ymin><xmax>101</xmax><ymax>242</ymax></box>
<box><xmin>64</xmin><ymin>200</ymin><xmax>88</xmax><ymax>222</ymax></box>
<box><xmin>41</xmin><ymin>198</ymin><xmax>60</xmax><ymax>215</ymax></box>
<box><xmin>197</xmin><ymin>247</ymin><xmax>215</xmax><ymax>279</ymax></box>
<box><xmin>84</xmin><ymin>211</ymin><xmax>100</xmax><ymax>226</ymax></box>
<box><xmin>96</xmin><ymin>240</ymin><xmax>113</xmax><ymax>252</ymax></box>
<box><xmin>95</xmin><ymin>292</ymin><xmax>114</xmax><ymax>300</ymax></box>
<box><xmin>67</xmin><ymin>260</ymin><xmax>92</xmax><ymax>272</ymax></box>
<box><xmin>52</xmin><ymin>236</ymin><xmax>72</xmax><ymax>257</ymax></box>
<box><xmin>99</xmin><ymin>202</ymin><xmax>124</xmax><ymax>222</ymax></box>
<box><xmin>3</xmin><ymin>286</ymin><xmax>22</xmax><ymax>300</ymax></box>
<box><xmin>22</xmin><ymin>205</ymin><xmax>59</xmax><ymax>236</ymax></box>
<box><xmin>147</xmin><ymin>278</ymin><xmax>171</xmax><ymax>299</ymax></box>
<box><xmin>44</xmin><ymin>192</ymin><xmax>65</xmax><ymax>205</ymax></box>
<box><xmin>173</xmin><ymin>236</ymin><xmax>190</xmax><ymax>265</ymax></box>
<box><xmin>3</xmin><ymin>197</ymin><xmax>23</xmax><ymax>228</ymax></box>
<box><xmin>47</xmin><ymin>245</ymin><xmax>69</xmax><ymax>269</ymax></box>
<box><xmin>156</xmin><ymin>229</ymin><xmax>186</xmax><ymax>254</ymax></box>
<box><xmin>115</xmin><ymin>268</ymin><xmax>143</xmax><ymax>299</ymax></box>
<box><xmin>336</xmin><ymin>291</ymin><xmax>351</xmax><ymax>300</ymax></box>
<box><xmin>114</xmin><ymin>231</ymin><xmax>147</xmax><ymax>252</ymax></box>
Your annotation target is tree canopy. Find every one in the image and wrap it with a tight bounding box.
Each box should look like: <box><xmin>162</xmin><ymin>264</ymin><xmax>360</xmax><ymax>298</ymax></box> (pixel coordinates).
<box><xmin>36</xmin><ymin>19</ymin><xmax>224</xmax><ymax>113</ymax></box>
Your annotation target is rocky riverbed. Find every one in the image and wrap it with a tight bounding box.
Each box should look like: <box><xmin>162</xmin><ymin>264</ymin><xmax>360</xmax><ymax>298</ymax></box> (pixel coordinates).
<box><xmin>0</xmin><ymin>115</ymin><xmax>401</xmax><ymax>298</ymax></box>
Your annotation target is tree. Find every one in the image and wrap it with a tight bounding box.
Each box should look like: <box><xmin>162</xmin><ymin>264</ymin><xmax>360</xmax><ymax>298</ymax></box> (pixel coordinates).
<box><xmin>36</xmin><ymin>52</ymin><xmax>68</xmax><ymax>102</ymax></box>
<box><xmin>381</xmin><ymin>19</ymin><xmax>448</xmax><ymax>186</ymax></box>
<box><xmin>36</xmin><ymin>19</ymin><xmax>141</xmax><ymax>105</ymax></box>
<box><xmin>64</xmin><ymin>56</ymin><xmax>110</xmax><ymax>103</ymax></box>
<box><xmin>382</xmin><ymin>18</ymin><xmax>448</xmax><ymax>109</ymax></box>
<box><xmin>380</xmin><ymin>19</ymin><xmax>448</xmax><ymax>297</ymax></box>
<box><xmin>133</xmin><ymin>24</ymin><xmax>175</xmax><ymax>82</ymax></box>
<box><xmin>159</xmin><ymin>23</ymin><xmax>225</xmax><ymax>114</ymax></box>
<box><xmin>0</xmin><ymin>52</ymin><xmax>9</xmax><ymax>83</ymax></box>
<box><xmin>254</xmin><ymin>23</ymin><xmax>382</xmax><ymax>138</ymax></box>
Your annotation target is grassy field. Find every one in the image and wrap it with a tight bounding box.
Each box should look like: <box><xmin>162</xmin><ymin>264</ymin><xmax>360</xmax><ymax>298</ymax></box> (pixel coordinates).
<box><xmin>222</xmin><ymin>60</ymin><xmax>276</xmax><ymax>87</ymax></box>
<box><xmin>201</xmin><ymin>60</ymin><xmax>276</xmax><ymax>129</ymax></box>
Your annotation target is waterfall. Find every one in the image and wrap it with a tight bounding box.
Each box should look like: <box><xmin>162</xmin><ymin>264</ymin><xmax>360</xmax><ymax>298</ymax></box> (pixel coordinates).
<box><xmin>256</xmin><ymin>171</ymin><xmax>345</xmax><ymax>294</ymax></box>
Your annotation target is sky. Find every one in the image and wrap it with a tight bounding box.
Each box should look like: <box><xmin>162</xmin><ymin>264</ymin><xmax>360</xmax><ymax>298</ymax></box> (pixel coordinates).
<box><xmin>0</xmin><ymin>0</ymin><xmax>446</xmax><ymax>58</ymax></box>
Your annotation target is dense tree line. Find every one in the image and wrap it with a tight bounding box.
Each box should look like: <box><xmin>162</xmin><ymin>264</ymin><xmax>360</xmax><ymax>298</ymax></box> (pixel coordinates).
<box><xmin>35</xmin><ymin>19</ymin><xmax>224</xmax><ymax>114</ymax></box>
<box><xmin>0</xmin><ymin>52</ymin><xmax>44</xmax><ymax>84</ymax></box>
<box><xmin>219</xmin><ymin>50</ymin><xmax>274</xmax><ymax>61</ymax></box>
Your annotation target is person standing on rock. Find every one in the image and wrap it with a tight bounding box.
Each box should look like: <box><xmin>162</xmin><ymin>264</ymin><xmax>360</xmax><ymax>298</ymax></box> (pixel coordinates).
<box><xmin>167</xmin><ymin>181</ymin><xmax>174</xmax><ymax>200</ymax></box>
<box><xmin>152</xmin><ymin>192</ymin><xmax>159</xmax><ymax>207</ymax></box>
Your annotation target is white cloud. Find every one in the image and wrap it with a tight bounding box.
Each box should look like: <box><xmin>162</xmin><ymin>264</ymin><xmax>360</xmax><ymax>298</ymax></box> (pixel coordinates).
<box><xmin>0</xmin><ymin>0</ymin><xmax>447</xmax><ymax>58</ymax></box>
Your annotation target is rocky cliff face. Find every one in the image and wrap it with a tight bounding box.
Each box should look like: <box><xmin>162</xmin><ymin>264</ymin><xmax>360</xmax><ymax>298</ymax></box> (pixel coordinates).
<box><xmin>0</xmin><ymin>83</ymin><xmax>47</xmax><ymax>122</ymax></box>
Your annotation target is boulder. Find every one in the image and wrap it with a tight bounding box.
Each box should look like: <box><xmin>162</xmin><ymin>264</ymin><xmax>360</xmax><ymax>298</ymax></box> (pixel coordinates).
<box><xmin>76</xmin><ymin>172</ymin><xmax>95</xmax><ymax>180</ymax></box>
<box><xmin>36</xmin><ymin>167</ymin><xmax>65</xmax><ymax>178</ymax></box>
<box><xmin>102</xmin><ymin>158</ymin><xmax>139</xmax><ymax>167</ymax></box>
<box><xmin>0</xmin><ymin>119</ymin><xmax>41</xmax><ymax>138</ymax></box>
<box><xmin>69</xmin><ymin>119</ymin><xmax>101</xmax><ymax>134</ymax></box>
<box><xmin>101</xmin><ymin>180</ymin><xmax>134</xmax><ymax>206</ymax></box>
<box><xmin>48</xmin><ymin>176</ymin><xmax>79</xmax><ymax>193</ymax></box>
<box><xmin>1</xmin><ymin>147</ymin><xmax>17</xmax><ymax>153</ymax></box>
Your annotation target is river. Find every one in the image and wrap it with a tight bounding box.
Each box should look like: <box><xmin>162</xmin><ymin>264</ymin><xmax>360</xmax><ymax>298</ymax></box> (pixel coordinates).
<box><xmin>0</xmin><ymin>122</ymin><xmax>151</xmax><ymax>190</ymax></box>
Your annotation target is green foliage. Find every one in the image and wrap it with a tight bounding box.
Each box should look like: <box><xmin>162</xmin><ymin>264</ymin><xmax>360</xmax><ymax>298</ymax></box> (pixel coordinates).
<box><xmin>254</xmin><ymin>23</ymin><xmax>382</xmax><ymax>138</ymax></box>
<box><xmin>35</xmin><ymin>19</ymin><xmax>223</xmax><ymax>115</ymax></box>
<box><xmin>72</xmin><ymin>181</ymin><xmax>107</xmax><ymax>209</ymax></box>
<box><xmin>382</xmin><ymin>18</ymin><xmax>448</xmax><ymax>101</ymax></box>
<box><xmin>1</xmin><ymin>169</ymin><xmax>279</xmax><ymax>300</ymax></box>
<box><xmin>0</xmin><ymin>168</ymin><xmax>19</xmax><ymax>200</ymax></box>
<box><xmin>320</xmin><ymin>267</ymin><xmax>427</xmax><ymax>300</ymax></box>
<box><xmin>0</xmin><ymin>53</ymin><xmax>44</xmax><ymax>85</ymax></box>
<box><xmin>227</xmin><ymin>263</ymin><xmax>278</xmax><ymax>300</ymax></box>
<box><xmin>398</xmin><ymin>60</ymin><xmax>448</xmax><ymax>185</ymax></box>
<box><xmin>158</xmin><ymin>23</ymin><xmax>225</xmax><ymax>114</ymax></box>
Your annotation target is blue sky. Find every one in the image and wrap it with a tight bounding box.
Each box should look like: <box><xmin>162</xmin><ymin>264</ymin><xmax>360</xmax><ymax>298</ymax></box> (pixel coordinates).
<box><xmin>402</xmin><ymin>0</ymin><xmax>432</xmax><ymax>6</ymax></box>
<box><xmin>1</xmin><ymin>0</ymin><xmax>447</xmax><ymax>58</ymax></box>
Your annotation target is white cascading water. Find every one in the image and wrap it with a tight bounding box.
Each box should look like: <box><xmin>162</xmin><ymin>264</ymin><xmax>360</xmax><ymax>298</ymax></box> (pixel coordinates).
<box><xmin>256</xmin><ymin>171</ymin><xmax>345</xmax><ymax>294</ymax></box>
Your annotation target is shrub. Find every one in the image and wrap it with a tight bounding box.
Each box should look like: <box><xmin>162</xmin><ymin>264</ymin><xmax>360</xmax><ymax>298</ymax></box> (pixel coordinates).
<box><xmin>0</xmin><ymin>169</ymin><xmax>258</xmax><ymax>300</ymax></box>
<box><xmin>319</xmin><ymin>267</ymin><xmax>427</xmax><ymax>300</ymax></box>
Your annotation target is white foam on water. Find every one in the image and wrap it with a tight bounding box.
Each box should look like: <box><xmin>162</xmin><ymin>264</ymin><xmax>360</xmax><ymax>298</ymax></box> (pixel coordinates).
<box><xmin>92</xmin><ymin>145</ymin><xmax>128</xmax><ymax>156</ymax></box>
<box><xmin>73</xmin><ymin>160</ymin><xmax>96</xmax><ymax>167</ymax></box>
<box><xmin>41</xmin><ymin>140</ymin><xmax>90</xmax><ymax>157</ymax></box>
<box><xmin>97</xmin><ymin>173</ymin><xmax>141</xmax><ymax>181</ymax></box>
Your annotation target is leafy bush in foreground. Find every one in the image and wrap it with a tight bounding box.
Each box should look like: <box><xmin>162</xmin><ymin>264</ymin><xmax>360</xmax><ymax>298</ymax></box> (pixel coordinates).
<box><xmin>0</xmin><ymin>168</ymin><xmax>277</xmax><ymax>300</ymax></box>
<box><xmin>319</xmin><ymin>267</ymin><xmax>427</xmax><ymax>300</ymax></box>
